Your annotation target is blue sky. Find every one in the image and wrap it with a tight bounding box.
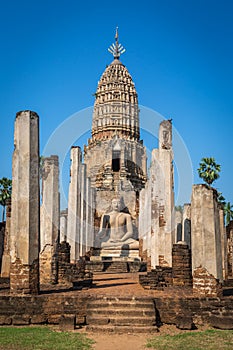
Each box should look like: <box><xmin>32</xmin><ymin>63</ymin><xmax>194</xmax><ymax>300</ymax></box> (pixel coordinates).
<box><xmin>0</xmin><ymin>0</ymin><xmax>233</xmax><ymax>209</ymax></box>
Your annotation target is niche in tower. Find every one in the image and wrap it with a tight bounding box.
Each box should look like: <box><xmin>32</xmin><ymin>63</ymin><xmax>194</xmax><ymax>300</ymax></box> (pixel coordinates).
<box><xmin>112</xmin><ymin>150</ymin><xmax>121</xmax><ymax>172</ymax></box>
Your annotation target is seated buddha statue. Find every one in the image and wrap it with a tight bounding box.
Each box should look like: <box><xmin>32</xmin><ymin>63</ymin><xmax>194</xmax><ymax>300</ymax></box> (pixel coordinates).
<box><xmin>97</xmin><ymin>197</ymin><xmax>139</xmax><ymax>250</ymax></box>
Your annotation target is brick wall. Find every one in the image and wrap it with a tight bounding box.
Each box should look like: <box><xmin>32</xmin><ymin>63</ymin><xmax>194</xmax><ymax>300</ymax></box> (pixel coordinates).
<box><xmin>0</xmin><ymin>293</ymin><xmax>232</xmax><ymax>330</ymax></box>
<box><xmin>193</xmin><ymin>266</ymin><xmax>222</xmax><ymax>297</ymax></box>
<box><xmin>172</xmin><ymin>243</ymin><xmax>192</xmax><ymax>286</ymax></box>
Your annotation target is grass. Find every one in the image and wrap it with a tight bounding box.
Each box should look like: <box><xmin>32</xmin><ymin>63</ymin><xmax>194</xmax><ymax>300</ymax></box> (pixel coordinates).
<box><xmin>146</xmin><ymin>329</ymin><xmax>233</xmax><ymax>349</ymax></box>
<box><xmin>0</xmin><ymin>326</ymin><xmax>94</xmax><ymax>350</ymax></box>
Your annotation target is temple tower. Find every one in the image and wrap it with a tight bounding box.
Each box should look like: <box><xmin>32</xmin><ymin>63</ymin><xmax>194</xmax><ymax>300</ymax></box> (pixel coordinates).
<box><xmin>84</xmin><ymin>29</ymin><xmax>147</xmax><ymax>223</ymax></box>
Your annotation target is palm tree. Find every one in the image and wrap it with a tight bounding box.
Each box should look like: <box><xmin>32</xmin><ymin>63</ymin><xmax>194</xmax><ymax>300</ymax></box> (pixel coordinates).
<box><xmin>217</xmin><ymin>191</ymin><xmax>226</xmax><ymax>209</ymax></box>
<box><xmin>0</xmin><ymin>177</ymin><xmax>12</xmax><ymax>221</ymax></box>
<box><xmin>198</xmin><ymin>157</ymin><xmax>221</xmax><ymax>186</ymax></box>
<box><xmin>224</xmin><ymin>202</ymin><xmax>233</xmax><ymax>226</ymax></box>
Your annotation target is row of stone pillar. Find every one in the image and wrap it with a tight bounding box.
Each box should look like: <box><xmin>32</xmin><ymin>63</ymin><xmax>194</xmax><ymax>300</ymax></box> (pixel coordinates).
<box><xmin>139</xmin><ymin>119</ymin><xmax>229</xmax><ymax>293</ymax></box>
<box><xmin>67</xmin><ymin>147</ymin><xmax>95</xmax><ymax>263</ymax></box>
<box><xmin>1</xmin><ymin>111</ymin><xmax>94</xmax><ymax>294</ymax></box>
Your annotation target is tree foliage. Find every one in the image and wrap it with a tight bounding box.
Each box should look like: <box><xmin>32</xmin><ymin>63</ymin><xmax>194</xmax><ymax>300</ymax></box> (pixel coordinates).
<box><xmin>198</xmin><ymin>157</ymin><xmax>221</xmax><ymax>186</ymax></box>
<box><xmin>175</xmin><ymin>205</ymin><xmax>183</xmax><ymax>213</ymax></box>
<box><xmin>224</xmin><ymin>202</ymin><xmax>233</xmax><ymax>226</ymax></box>
<box><xmin>217</xmin><ymin>191</ymin><xmax>226</xmax><ymax>208</ymax></box>
<box><xmin>0</xmin><ymin>177</ymin><xmax>12</xmax><ymax>221</ymax></box>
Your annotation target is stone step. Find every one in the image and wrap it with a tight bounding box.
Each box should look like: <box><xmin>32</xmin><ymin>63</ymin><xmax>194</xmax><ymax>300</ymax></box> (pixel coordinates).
<box><xmin>86</xmin><ymin>324</ymin><xmax>158</xmax><ymax>333</ymax></box>
<box><xmin>88</xmin><ymin>296</ymin><xmax>154</xmax><ymax>303</ymax></box>
<box><xmin>86</xmin><ymin>296</ymin><xmax>157</xmax><ymax>333</ymax></box>
<box><xmin>87</xmin><ymin>301</ymin><xmax>154</xmax><ymax>309</ymax></box>
<box><xmin>87</xmin><ymin>308</ymin><xmax>155</xmax><ymax>317</ymax></box>
<box><xmin>223</xmin><ymin>279</ymin><xmax>233</xmax><ymax>287</ymax></box>
<box><xmin>86</xmin><ymin>315</ymin><xmax>156</xmax><ymax>326</ymax></box>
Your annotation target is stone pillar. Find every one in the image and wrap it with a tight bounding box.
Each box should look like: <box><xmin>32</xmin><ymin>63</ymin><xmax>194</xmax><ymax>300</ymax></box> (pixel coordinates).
<box><xmin>139</xmin><ymin>183</ymin><xmax>152</xmax><ymax>266</ymax></box>
<box><xmin>10</xmin><ymin>110</ymin><xmax>40</xmax><ymax>294</ymax></box>
<box><xmin>145</xmin><ymin>183</ymin><xmax>152</xmax><ymax>268</ymax></box>
<box><xmin>226</xmin><ymin>221</ymin><xmax>233</xmax><ymax>277</ymax></box>
<box><xmin>182</xmin><ymin>203</ymin><xmax>191</xmax><ymax>248</ymax></box>
<box><xmin>1</xmin><ymin>199</ymin><xmax>11</xmax><ymax>277</ymax></box>
<box><xmin>60</xmin><ymin>209</ymin><xmax>68</xmax><ymax>242</ymax></box>
<box><xmin>139</xmin><ymin>188</ymin><xmax>145</xmax><ymax>248</ymax></box>
<box><xmin>85</xmin><ymin>177</ymin><xmax>94</xmax><ymax>253</ymax></box>
<box><xmin>40</xmin><ymin>155</ymin><xmax>60</xmax><ymax>284</ymax></box>
<box><xmin>0</xmin><ymin>222</ymin><xmax>5</xmax><ymax>275</ymax></box>
<box><xmin>150</xmin><ymin>120</ymin><xmax>175</xmax><ymax>268</ymax></box>
<box><xmin>79</xmin><ymin>164</ymin><xmax>86</xmax><ymax>257</ymax></box>
<box><xmin>175</xmin><ymin>210</ymin><xmax>182</xmax><ymax>242</ymax></box>
<box><xmin>67</xmin><ymin>146</ymin><xmax>82</xmax><ymax>262</ymax></box>
<box><xmin>219</xmin><ymin>207</ymin><xmax>227</xmax><ymax>280</ymax></box>
<box><xmin>191</xmin><ymin>184</ymin><xmax>223</xmax><ymax>281</ymax></box>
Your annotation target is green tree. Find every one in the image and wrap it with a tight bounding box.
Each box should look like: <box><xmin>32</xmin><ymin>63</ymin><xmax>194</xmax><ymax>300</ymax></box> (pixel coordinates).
<box><xmin>0</xmin><ymin>177</ymin><xmax>12</xmax><ymax>221</ymax></box>
<box><xmin>217</xmin><ymin>191</ymin><xmax>226</xmax><ymax>208</ymax></box>
<box><xmin>224</xmin><ymin>202</ymin><xmax>233</xmax><ymax>226</ymax></box>
<box><xmin>198</xmin><ymin>157</ymin><xmax>221</xmax><ymax>186</ymax></box>
<box><xmin>175</xmin><ymin>205</ymin><xmax>183</xmax><ymax>213</ymax></box>
<box><xmin>39</xmin><ymin>155</ymin><xmax>45</xmax><ymax>179</ymax></box>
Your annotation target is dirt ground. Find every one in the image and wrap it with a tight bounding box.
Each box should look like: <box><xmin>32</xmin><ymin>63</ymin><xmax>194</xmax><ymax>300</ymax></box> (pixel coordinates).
<box><xmin>80</xmin><ymin>324</ymin><xmax>211</xmax><ymax>350</ymax></box>
<box><xmin>86</xmin><ymin>332</ymin><xmax>149</xmax><ymax>350</ymax></box>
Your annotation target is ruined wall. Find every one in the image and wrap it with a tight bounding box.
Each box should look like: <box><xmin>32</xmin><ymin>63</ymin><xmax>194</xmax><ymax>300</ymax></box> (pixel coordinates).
<box><xmin>0</xmin><ymin>294</ymin><xmax>232</xmax><ymax>330</ymax></box>
<box><xmin>172</xmin><ymin>243</ymin><xmax>192</xmax><ymax>286</ymax></box>
<box><xmin>193</xmin><ymin>266</ymin><xmax>222</xmax><ymax>297</ymax></box>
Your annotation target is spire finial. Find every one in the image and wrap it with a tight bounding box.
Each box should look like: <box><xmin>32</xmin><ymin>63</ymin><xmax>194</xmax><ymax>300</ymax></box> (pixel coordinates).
<box><xmin>108</xmin><ymin>27</ymin><xmax>125</xmax><ymax>59</ymax></box>
<box><xmin>115</xmin><ymin>26</ymin><xmax>119</xmax><ymax>41</ymax></box>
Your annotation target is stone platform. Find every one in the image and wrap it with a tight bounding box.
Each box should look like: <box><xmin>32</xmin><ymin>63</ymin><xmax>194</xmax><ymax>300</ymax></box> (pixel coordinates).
<box><xmin>86</xmin><ymin>260</ymin><xmax>146</xmax><ymax>273</ymax></box>
<box><xmin>87</xmin><ymin>248</ymin><xmax>144</xmax><ymax>273</ymax></box>
<box><xmin>91</xmin><ymin>248</ymin><xmax>141</xmax><ymax>261</ymax></box>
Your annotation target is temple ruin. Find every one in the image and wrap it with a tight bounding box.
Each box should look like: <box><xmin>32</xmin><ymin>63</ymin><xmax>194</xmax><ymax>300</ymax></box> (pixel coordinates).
<box><xmin>0</xmin><ymin>29</ymin><xmax>232</xmax><ymax>332</ymax></box>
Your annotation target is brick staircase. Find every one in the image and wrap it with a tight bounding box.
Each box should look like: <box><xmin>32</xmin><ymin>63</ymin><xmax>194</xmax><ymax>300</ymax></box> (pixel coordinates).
<box><xmin>86</xmin><ymin>296</ymin><xmax>158</xmax><ymax>333</ymax></box>
<box><xmin>103</xmin><ymin>261</ymin><xmax>129</xmax><ymax>273</ymax></box>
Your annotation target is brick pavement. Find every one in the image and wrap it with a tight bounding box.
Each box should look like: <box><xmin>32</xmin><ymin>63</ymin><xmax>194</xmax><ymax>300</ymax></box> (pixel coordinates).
<box><xmin>81</xmin><ymin>272</ymin><xmax>194</xmax><ymax>299</ymax></box>
<box><xmin>0</xmin><ymin>272</ymin><xmax>198</xmax><ymax>298</ymax></box>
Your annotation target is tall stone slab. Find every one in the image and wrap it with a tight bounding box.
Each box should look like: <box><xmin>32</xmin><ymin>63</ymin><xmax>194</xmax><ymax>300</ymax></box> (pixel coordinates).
<box><xmin>10</xmin><ymin>111</ymin><xmax>40</xmax><ymax>294</ymax></box>
<box><xmin>139</xmin><ymin>186</ymin><xmax>152</xmax><ymax>266</ymax></box>
<box><xmin>150</xmin><ymin>120</ymin><xmax>175</xmax><ymax>267</ymax></box>
<box><xmin>219</xmin><ymin>207</ymin><xmax>227</xmax><ymax>280</ymax></box>
<box><xmin>175</xmin><ymin>209</ymin><xmax>182</xmax><ymax>242</ymax></box>
<box><xmin>226</xmin><ymin>221</ymin><xmax>233</xmax><ymax>277</ymax></box>
<box><xmin>1</xmin><ymin>199</ymin><xmax>11</xmax><ymax>277</ymax></box>
<box><xmin>40</xmin><ymin>155</ymin><xmax>60</xmax><ymax>284</ymax></box>
<box><xmin>79</xmin><ymin>164</ymin><xmax>87</xmax><ymax>257</ymax></box>
<box><xmin>182</xmin><ymin>203</ymin><xmax>191</xmax><ymax>248</ymax></box>
<box><xmin>67</xmin><ymin>147</ymin><xmax>82</xmax><ymax>262</ymax></box>
<box><xmin>60</xmin><ymin>209</ymin><xmax>68</xmax><ymax>242</ymax></box>
<box><xmin>85</xmin><ymin>177</ymin><xmax>94</xmax><ymax>253</ymax></box>
<box><xmin>191</xmin><ymin>184</ymin><xmax>223</xmax><ymax>281</ymax></box>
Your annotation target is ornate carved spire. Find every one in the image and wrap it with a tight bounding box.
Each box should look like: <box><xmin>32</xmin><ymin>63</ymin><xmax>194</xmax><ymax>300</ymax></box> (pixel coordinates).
<box><xmin>108</xmin><ymin>27</ymin><xmax>126</xmax><ymax>59</ymax></box>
